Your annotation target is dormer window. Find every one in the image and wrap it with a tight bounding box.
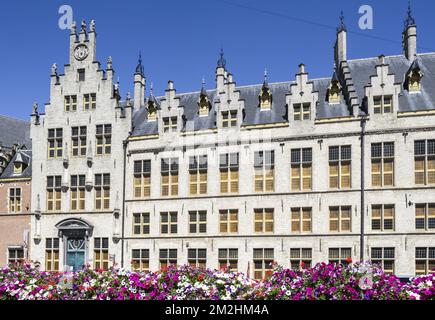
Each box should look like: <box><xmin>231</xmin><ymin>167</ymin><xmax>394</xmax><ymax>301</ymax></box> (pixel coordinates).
<box><xmin>13</xmin><ymin>163</ymin><xmax>22</xmax><ymax>174</ymax></box>
<box><xmin>259</xmin><ymin>86</ymin><xmax>272</xmax><ymax>110</ymax></box>
<box><xmin>199</xmin><ymin>93</ymin><xmax>210</xmax><ymax>117</ymax></box>
<box><xmin>148</xmin><ymin>102</ymin><xmax>157</xmax><ymax>121</ymax></box>
<box><xmin>328</xmin><ymin>80</ymin><xmax>341</xmax><ymax>104</ymax></box>
<box><xmin>408</xmin><ymin>68</ymin><xmax>422</xmax><ymax>92</ymax></box>
<box><xmin>294</xmin><ymin>103</ymin><xmax>311</xmax><ymax>120</ymax></box>
<box><xmin>222</xmin><ymin>110</ymin><xmax>237</xmax><ymax>128</ymax></box>
<box><xmin>373</xmin><ymin>95</ymin><xmax>393</xmax><ymax>114</ymax></box>
<box><xmin>163</xmin><ymin>117</ymin><xmax>177</xmax><ymax>133</ymax></box>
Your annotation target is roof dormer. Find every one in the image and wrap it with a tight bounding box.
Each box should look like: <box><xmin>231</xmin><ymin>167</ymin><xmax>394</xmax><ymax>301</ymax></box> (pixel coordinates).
<box><xmin>327</xmin><ymin>71</ymin><xmax>341</xmax><ymax>105</ymax></box>
<box><xmin>198</xmin><ymin>79</ymin><xmax>211</xmax><ymax>117</ymax></box>
<box><xmin>259</xmin><ymin>69</ymin><xmax>272</xmax><ymax>110</ymax></box>
<box><xmin>405</xmin><ymin>58</ymin><xmax>423</xmax><ymax>93</ymax></box>
<box><xmin>364</xmin><ymin>55</ymin><xmax>401</xmax><ymax>115</ymax></box>
<box><xmin>146</xmin><ymin>84</ymin><xmax>160</xmax><ymax>121</ymax></box>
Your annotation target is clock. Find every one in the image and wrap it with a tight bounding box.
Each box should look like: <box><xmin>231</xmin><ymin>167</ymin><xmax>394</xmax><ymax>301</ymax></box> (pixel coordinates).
<box><xmin>74</xmin><ymin>44</ymin><xmax>89</xmax><ymax>61</ymax></box>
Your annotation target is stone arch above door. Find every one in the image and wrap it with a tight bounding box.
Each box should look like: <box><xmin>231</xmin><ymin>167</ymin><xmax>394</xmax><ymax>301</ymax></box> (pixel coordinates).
<box><xmin>55</xmin><ymin>218</ymin><xmax>93</xmax><ymax>238</ymax></box>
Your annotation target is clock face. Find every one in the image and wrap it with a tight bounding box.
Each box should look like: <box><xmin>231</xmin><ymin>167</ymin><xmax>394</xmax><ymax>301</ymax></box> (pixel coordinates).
<box><xmin>74</xmin><ymin>44</ymin><xmax>89</xmax><ymax>61</ymax></box>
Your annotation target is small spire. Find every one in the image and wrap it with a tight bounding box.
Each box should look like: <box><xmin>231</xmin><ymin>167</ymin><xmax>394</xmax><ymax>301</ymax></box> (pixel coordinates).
<box><xmin>135</xmin><ymin>51</ymin><xmax>145</xmax><ymax>76</ymax></box>
<box><xmin>337</xmin><ymin>10</ymin><xmax>346</xmax><ymax>32</ymax></box>
<box><xmin>201</xmin><ymin>77</ymin><xmax>207</xmax><ymax>95</ymax></box>
<box><xmin>217</xmin><ymin>46</ymin><xmax>227</xmax><ymax>68</ymax></box>
<box><xmin>404</xmin><ymin>1</ymin><xmax>416</xmax><ymax>30</ymax></box>
<box><xmin>263</xmin><ymin>68</ymin><xmax>268</xmax><ymax>85</ymax></box>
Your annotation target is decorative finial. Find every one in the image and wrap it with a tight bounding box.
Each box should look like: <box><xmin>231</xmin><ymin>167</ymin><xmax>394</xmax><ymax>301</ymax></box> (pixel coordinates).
<box><xmin>51</xmin><ymin>63</ymin><xmax>57</xmax><ymax>76</ymax></box>
<box><xmin>126</xmin><ymin>92</ymin><xmax>131</xmax><ymax>101</ymax></box>
<box><xmin>135</xmin><ymin>51</ymin><xmax>145</xmax><ymax>76</ymax></box>
<box><xmin>264</xmin><ymin>68</ymin><xmax>268</xmax><ymax>84</ymax></box>
<box><xmin>90</xmin><ymin>20</ymin><xmax>95</xmax><ymax>32</ymax></box>
<box><xmin>338</xmin><ymin>10</ymin><xmax>346</xmax><ymax>32</ymax></box>
<box><xmin>107</xmin><ymin>56</ymin><xmax>113</xmax><ymax>70</ymax></box>
<box><xmin>32</xmin><ymin>102</ymin><xmax>38</xmax><ymax>115</ymax></box>
<box><xmin>217</xmin><ymin>46</ymin><xmax>227</xmax><ymax>68</ymax></box>
<box><xmin>81</xmin><ymin>20</ymin><xmax>87</xmax><ymax>33</ymax></box>
<box><xmin>150</xmin><ymin>82</ymin><xmax>154</xmax><ymax>96</ymax></box>
<box><xmin>404</xmin><ymin>1</ymin><xmax>416</xmax><ymax>30</ymax></box>
<box><xmin>71</xmin><ymin>21</ymin><xmax>77</xmax><ymax>34</ymax></box>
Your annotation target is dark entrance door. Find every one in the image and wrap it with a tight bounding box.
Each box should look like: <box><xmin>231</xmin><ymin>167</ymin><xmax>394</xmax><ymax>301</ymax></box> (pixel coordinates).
<box><xmin>66</xmin><ymin>238</ymin><xmax>85</xmax><ymax>271</ymax></box>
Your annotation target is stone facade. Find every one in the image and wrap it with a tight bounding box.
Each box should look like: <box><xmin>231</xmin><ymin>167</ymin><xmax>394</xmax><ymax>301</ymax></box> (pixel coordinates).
<box><xmin>29</xmin><ymin>10</ymin><xmax>435</xmax><ymax>277</ymax></box>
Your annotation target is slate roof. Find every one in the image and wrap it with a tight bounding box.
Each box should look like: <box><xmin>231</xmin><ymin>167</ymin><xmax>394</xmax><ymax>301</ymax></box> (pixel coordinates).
<box><xmin>0</xmin><ymin>150</ymin><xmax>32</xmax><ymax>179</ymax></box>
<box><xmin>0</xmin><ymin>115</ymin><xmax>31</xmax><ymax>149</ymax></box>
<box><xmin>130</xmin><ymin>53</ymin><xmax>435</xmax><ymax>137</ymax></box>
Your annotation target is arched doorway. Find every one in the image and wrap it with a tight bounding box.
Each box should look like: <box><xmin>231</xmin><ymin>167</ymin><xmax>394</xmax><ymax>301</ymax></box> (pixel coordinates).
<box><xmin>55</xmin><ymin>218</ymin><xmax>93</xmax><ymax>272</ymax></box>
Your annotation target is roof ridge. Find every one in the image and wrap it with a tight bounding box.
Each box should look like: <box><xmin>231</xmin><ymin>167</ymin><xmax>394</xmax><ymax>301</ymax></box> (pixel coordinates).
<box><xmin>0</xmin><ymin>114</ymin><xmax>29</xmax><ymax>123</ymax></box>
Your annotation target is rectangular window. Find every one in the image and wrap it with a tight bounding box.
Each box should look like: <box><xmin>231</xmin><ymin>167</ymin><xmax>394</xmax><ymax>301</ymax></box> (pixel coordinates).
<box><xmin>8</xmin><ymin>188</ymin><xmax>22</xmax><ymax>213</ymax></box>
<box><xmin>161</xmin><ymin>158</ymin><xmax>179</xmax><ymax>196</ymax></box>
<box><xmin>220</xmin><ymin>153</ymin><xmax>239</xmax><ymax>193</ymax></box>
<box><xmin>70</xmin><ymin>175</ymin><xmax>86</xmax><ymax>211</ymax></box>
<box><xmin>94</xmin><ymin>238</ymin><xmax>109</xmax><ymax>270</ymax></box>
<box><xmin>290</xmin><ymin>248</ymin><xmax>312</xmax><ymax>270</ymax></box>
<box><xmin>328</xmin><ymin>248</ymin><xmax>352</xmax><ymax>265</ymax></box>
<box><xmin>253</xmin><ymin>248</ymin><xmax>274</xmax><ymax>280</ymax></box>
<box><xmin>254</xmin><ymin>208</ymin><xmax>274</xmax><ymax>233</ymax></box>
<box><xmin>83</xmin><ymin>93</ymin><xmax>97</xmax><ymax>110</ymax></box>
<box><xmin>188</xmin><ymin>249</ymin><xmax>207</xmax><ymax>268</ymax></box>
<box><xmin>189</xmin><ymin>155</ymin><xmax>208</xmax><ymax>195</ymax></box>
<box><xmin>132</xmin><ymin>213</ymin><xmax>150</xmax><ymax>235</ymax></box>
<box><xmin>189</xmin><ymin>211</ymin><xmax>207</xmax><ymax>234</ymax></box>
<box><xmin>45</xmin><ymin>238</ymin><xmax>59</xmax><ymax>271</ymax></box>
<box><xmin>163</xmin><ymin>117</ymin><xmax>178</xmax><ymax>133</ymax></box>
<box><xmin>96</xmin><ymin>124</ymin><xmax>112</xmax><ymax>155</ymax></box>
<box><xmin>95</xmin><ymin>174</ymin><xmax>110</xmax><ymax>210</ymax></box>
<box><xmin>133</xmin><ymin>160</ymin><xmax>151</xmax><ymax>198</ymax></box>
<box><xmin>415</xmin><ymin>203</ymin><xmax>435</xmax><ymax>231</ymax></box>
<box><xmin>371</xmin><ymin>142</ymin><xmax>394</xmax><ymax>187</ymax></box>
<box><xmin>159</xmin><ymin>249</ymin><xmax>177</xmax><ymax>269</ymax></box>
<box><xmin>160</xmin><ymin>212</ymin><xmax>178</xmax><ymax>235</ymax></box>
<box><xmin>329</xmin><ymin>146</ymin><xmax>351</xmax><ymax>189</ymax></box>
<box><xmin>291</xmin><ymin>148</ymin><xmax>312</xmax><ymax>191</ymax></box>
<box><xmin>254</xmin><ymin>150</ymin><xmax>275</xmax><ymax>192</ymax></box>
<box><xmin>8</xmin><ymin>247</ymin><xmax>24</xmax><ymax>266</ymax></box>
<box><xmin>48</xmin><ymin>128</ymin><xmax>63</xmax><ymax>159</ymax></box>
<box><xmin>218</xmin><ymin>249</ymin><xmax>238</xmax><ymax>271</ymax></box>
<box><xmin>373</xmin><ymin>95</ymin><xmax>393</xmax><ymax>114</ymax></box>
<box><xmin>47</xmin><ymin>176</ymin><xmax>62</xmax><ymax>212</ymax></box>
<box><xmin>291</xmin><ymin>207</ymin><xmax>312</xmax><ymax>233</ymax></box>
<box><xmin>222</xmin><ymin>110</ymin><xmax>237</xmax><ymax>128</ymax></box>
<box><xmin>71</xmin><ymin>126</ymin><xmax>87</xmax><ymax>157</ymax></box>
<box><xmin>219</xmin><ymin>209</ymin><xmax>238</xmax><ymax>234</ymax></box>
<box><xmin>78</xmin><ymin>69</ymin><xmax>85</xmax><ymax>82</ymax></box>
<box><xmin>64</xmin><ymin>95</ymin><xmax>77</xmax><ymax>112</ymax></box>
<box><xmin>371</xmin><ymin>205</ymin><xmax>395</xmax><ymax>231</ymax></box>
<box><xmin>414</xmin><ymin>140</ymin><xmax>435</xmax><ymax>185</ymax></box>
<box><xmin>293</xmin><ymin>103</ymin><xmax>311</xmax><ymax>121</ymax></box>
<box><xmin>415</xmin><ymin>247</ymin><xmax>435</xmax><ymax>276</ymax></box>
<box><xmin>132</xmin><ymin>249</ymin><xmax>149</xmax><ymax>271</ymax></box>
<box><xmin>329</xmin><ymin>206</ymin><xmax>351</xmax><ymax>232</ymax></box>
<box><xmin>371</xmin><ymin>247</ymin><xmax>395</xmax><ymax>274</ymax></box>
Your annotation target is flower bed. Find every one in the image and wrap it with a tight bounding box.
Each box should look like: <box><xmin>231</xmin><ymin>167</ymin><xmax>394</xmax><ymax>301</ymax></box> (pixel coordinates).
<box><xmin>0</xmin><ymin>262</ymin><xmax>433</xmax><ymax>300</ymax></box>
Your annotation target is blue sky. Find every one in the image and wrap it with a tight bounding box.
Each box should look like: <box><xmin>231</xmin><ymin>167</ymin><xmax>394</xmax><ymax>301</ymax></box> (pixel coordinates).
<box><xmin>0</xmin><ymin>0</ymin><xmax>433</xmax><ymax>120</ymax></box>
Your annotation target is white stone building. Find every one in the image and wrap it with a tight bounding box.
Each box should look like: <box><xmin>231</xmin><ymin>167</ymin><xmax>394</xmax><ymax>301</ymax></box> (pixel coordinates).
<box><xmin>30</xmin><ymin>8</ymin><xmax>434</xmax><ymax>278</ymax></box>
